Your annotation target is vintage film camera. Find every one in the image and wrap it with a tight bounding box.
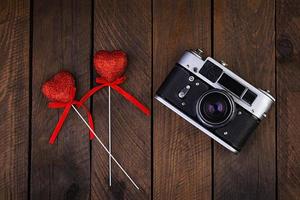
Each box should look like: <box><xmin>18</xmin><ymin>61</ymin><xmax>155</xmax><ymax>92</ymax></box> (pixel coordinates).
<box><xmin>155</xmin><ymin>49</ymin><xmax>275</xmax><ymax>152</ymax></box>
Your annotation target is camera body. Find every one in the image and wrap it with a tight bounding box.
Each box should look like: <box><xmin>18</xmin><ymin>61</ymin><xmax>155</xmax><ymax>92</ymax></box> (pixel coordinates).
<box><xmin>155</xmin><ymin>49</ymin><xmax>275</xmax><ymax>152</ymax></box>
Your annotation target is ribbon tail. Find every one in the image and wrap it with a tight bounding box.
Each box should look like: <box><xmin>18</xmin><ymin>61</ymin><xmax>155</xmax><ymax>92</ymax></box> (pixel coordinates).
<box><xmin>49</xmin><ymin>104</ymin><xmax>72</xmax><ymax>144</ymax></box>
<box><xmin>79</xmin><ymin>85</ymin><xmax>107</xmax><ymax>105</ymax></box>
<box><xmin>87</xmin><ymin>113</ymin><xmax>95</xmax><ymax>140</ymax></box>
<box><xmin>111</xmin><ymin>85</ymin><xmax>150</xmax><ymax>116</ymax></box>
<box><xmin>80</xmin><ymin>105</ymin><xmax>95</xmax><ymax>140</ymax></box>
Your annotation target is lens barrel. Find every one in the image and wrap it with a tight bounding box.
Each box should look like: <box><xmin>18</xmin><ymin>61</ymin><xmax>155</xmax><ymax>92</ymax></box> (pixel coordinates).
<box><xmin>196</xmin><ymin>90</ymin><xmax>235</xmax><ymax>127</ymax></box>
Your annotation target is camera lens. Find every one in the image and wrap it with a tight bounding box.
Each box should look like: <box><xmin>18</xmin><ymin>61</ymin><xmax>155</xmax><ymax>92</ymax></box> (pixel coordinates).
<box><xmin>197</xmin><ymin>90</ymin><xmax>235</xmax><ymax>127</ymax></box>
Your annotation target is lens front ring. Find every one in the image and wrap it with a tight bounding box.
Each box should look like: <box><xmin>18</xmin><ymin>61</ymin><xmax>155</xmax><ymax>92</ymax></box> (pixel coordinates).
<box><xmin>196</xmin><ymin>89</ymin><xmax>235</xmax><ymax>128</ymax></box>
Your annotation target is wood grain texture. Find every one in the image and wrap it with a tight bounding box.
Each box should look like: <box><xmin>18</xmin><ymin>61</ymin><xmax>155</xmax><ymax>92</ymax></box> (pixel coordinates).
<box><xmin>213</xmin><ymin>1</ymin><xmax>276</xmax><ymax>200</ymax></box>
<box><xmin>0</xmin><ymin>0</ymin><xmax>29</xmax><ymax>199</ymax></box>
<box><xmin>276</xmin><ymin>0</ymin><xmax>300</xmax><ymax>199</ymax></box>
<box><xmin>153</xmin><ymin>1</ymin><xmax>212</xmax><ymax>199</ymax></box>
<box><xmin>31</xmin><ymin>0</ymin><xmax>91</xmax><ymax>199</ymax></box>
<box><xmin>92</xmin><ymin>0</ymin><xmax>151</xmax><ymax>199</ymax></box>
<box><xmin>1</xmin><ymin>0</ymin><xmax>300</xmax><ymax>199</ymax></box>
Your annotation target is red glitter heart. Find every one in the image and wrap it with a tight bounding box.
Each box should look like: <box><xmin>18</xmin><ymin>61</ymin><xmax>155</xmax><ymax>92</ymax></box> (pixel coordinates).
<box><xmin>94</xmin><ymin>50</ymin><xmax>128</xmax><ymax>82</ymax></box>
<box><xmin>42</xmin><ymin>71</ymin><xmax>76</xmax><ymax>103</ymax></box>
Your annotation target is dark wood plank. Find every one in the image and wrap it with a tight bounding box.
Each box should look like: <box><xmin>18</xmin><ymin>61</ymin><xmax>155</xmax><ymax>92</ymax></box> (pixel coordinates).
<box><xmin>92</xmin><ymin>0</ymin><xmax>151</xmax><ymax>199</ymax></box>
<box><xmin>0</xmin><ymin>0</ymin><xmax>30</xmax><ymax>199</ymax></box>
<box><xmin>213</xmin><ymin>1</ymin><xmax>276</xmax><ymax>199</ymax></box>
<box><xmin>31</xmin><ymin>0</ymin><xmax>91</xmax><ymax>199</ymax></box>
<box><xmin>276</xmin><ymin>0</ymin><xmax>300</xmax><ymax>199</ymax></box>
<box><xmin>153</xmin><ymin>1</ymin><xmax>212</xmax><ymax>199</ymax></box>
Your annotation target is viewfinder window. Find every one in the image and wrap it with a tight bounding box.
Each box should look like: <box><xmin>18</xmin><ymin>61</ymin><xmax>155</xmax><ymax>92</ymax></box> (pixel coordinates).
<box><xmin>218</xmin><ymin>73</ymin><xmax>245</xmax><ymax>97</ymax></box>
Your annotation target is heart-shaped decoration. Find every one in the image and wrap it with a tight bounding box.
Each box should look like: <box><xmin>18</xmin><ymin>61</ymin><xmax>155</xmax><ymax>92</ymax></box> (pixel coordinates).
<box><xmin>94</xmin><ymin>50</ymin><xmax>128</xmax><ymax>82</ymax></box>
<box><xmin>42</xmin><ymin>71</ymin><xmax>76</xmax><ymax>103</ymax></box>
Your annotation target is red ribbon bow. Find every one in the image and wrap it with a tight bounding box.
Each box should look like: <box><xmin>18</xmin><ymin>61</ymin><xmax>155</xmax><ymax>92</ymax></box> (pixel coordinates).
<box><xmin>48</xmin><ymin>88</ymin><xmax>95</xmax><ymax>144</ymax></box>
<box><xmin>80</xmin><ymin>76</ymin><xmax>150</xmax><ymax>116</ymax></box>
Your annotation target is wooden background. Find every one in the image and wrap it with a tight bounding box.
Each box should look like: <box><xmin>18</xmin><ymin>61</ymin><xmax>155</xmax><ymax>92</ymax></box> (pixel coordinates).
<box><xmin>0</xmin><ymin>0</ymin><xmax>299</xmax><ymax>199</ymax></box>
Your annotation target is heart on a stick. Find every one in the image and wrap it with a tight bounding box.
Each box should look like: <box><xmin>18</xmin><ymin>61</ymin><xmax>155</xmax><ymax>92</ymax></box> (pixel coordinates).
<box><xmin>94</xmin><ymin>50</ymin><xmax>128</xmax><ymax>82</ymax></box>
<box><xmin>42</xmin><ymin>71</ymin><xmax>76</xmax><ymax>103</ymax></box>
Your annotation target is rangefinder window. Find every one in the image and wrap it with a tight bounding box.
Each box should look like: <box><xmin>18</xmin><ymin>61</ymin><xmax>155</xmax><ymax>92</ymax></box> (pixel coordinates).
<box><xmin>218</xmin><ymin>73</ymin><xmax>245</xmax><ymax>97</ymax></box>
<box><xmin>242</xmin><ymin>89</ymin><xmax>257</xmax><ymax>105</ymax></box>
<box><xmin>199</xmin><ymin>61</ymin><xmax>223</xmax><ymax>83</ymax></box>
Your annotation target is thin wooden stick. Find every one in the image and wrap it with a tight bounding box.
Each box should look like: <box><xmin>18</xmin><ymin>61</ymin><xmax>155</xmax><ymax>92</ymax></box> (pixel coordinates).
<box><xmin>71</xmin><ymin>105</ymin><xmax>140</xmax><ymax>190</ymax></box>
<box><xmin>108</xmin><ymin>86</ymin><xmax>112</xmax><ymax>186</ymax></box>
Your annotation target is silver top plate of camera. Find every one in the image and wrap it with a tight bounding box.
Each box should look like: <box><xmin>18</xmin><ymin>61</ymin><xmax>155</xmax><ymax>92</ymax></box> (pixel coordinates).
<box><xmin>177</xmin><ymin>50</ymin><xmax>275</xmax><ymax>120</ymax></box>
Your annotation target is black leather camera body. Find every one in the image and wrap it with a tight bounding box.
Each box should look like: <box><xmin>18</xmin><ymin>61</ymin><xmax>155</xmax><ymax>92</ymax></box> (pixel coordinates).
<box><xmin>155</xmin><ymin>49</ymin><xmax>275</xmax><ymax>152</ymax></box>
